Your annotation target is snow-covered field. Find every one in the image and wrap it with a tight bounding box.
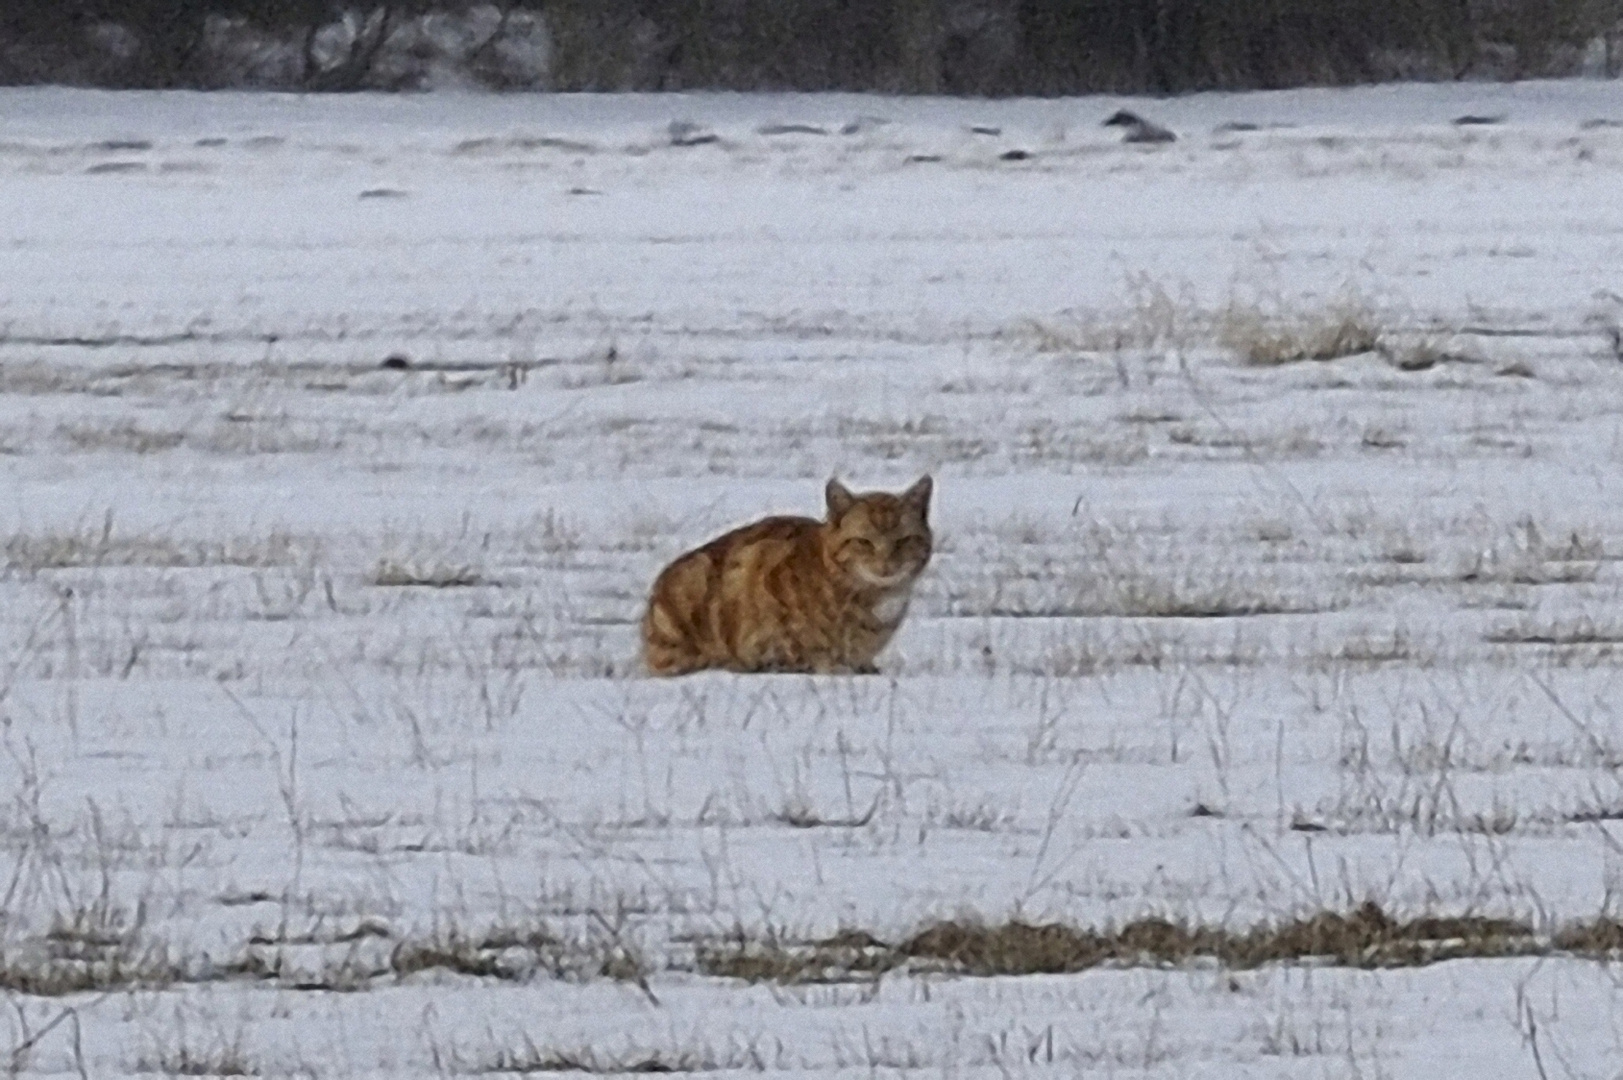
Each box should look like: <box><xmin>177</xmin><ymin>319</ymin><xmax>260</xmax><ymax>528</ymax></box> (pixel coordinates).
<box><xmin>3</xmin><ymin>80</ymin><xmax>1623</xmax><ymax>1076</ymax></box>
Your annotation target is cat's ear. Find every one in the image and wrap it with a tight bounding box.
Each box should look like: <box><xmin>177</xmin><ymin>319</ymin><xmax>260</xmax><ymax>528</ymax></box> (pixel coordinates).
<box><xmin>902</xmin><ymin>475</ymin><xmax>933</xmax><ymax>517</ymax></box>
<box><xmin>826</xmin><ymin>478</ymin><xmax>855</xmax><ymax>518</ymax></box>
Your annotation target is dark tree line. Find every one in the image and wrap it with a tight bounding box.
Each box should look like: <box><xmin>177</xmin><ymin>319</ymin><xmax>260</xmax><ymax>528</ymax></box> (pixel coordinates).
<box><xmin>1</xmin><ymin>0</ymin><xmax>1618</xmax><ymax>92</ymax></box>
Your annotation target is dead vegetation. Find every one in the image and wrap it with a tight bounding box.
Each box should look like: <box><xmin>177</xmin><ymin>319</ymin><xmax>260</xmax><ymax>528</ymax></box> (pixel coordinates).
<box><xmin>224</xmin><ymin>915</ymin><xmax>623</xmax><ymax>991</ymax></box>
<box><xmin>955</xmin><ymin>569</ymin><xmax>1329</xmax><ymax>620</ymax></box>
<box><xmin>0</xmin><ymin>904</ymin><xmax>194</xmax><ymax>997</ymax></box>
<box><xmin>1485</xmin><ymin>617</ymin><xmax>1623</xmax><ymax>646</ymax></box>
<box><xmin>697</xmin><ymin>929</ymin><xmax>896</xmax><ymax>985</ymax></box>
<box><xmin>1317</xmin><ymin>628</ymin><xmax>1434</xmax><ymax>668</ymax></box>
<box><xmin>134</xmin><ymin>1037</ymin><xmax>258</xmax><ymax>1077</ymax></box>
<box><xmin>1024</xmin><ymin>277</ymin><xmax>1201</xmax><ymax>354</ymax></box>
<box><xmin>1023</xmin><ymin>286</ymin><xmax>1388</xmax><ymax>369</ymax></box>
<box><xmin>1552</xmin><ymin>917</ymin><xmax>1623</xmax><ymax>953</ymax></box>
<box><xmin>370</xmin><ymin>558</ymin><xmax>483</xmax><ymax>588</ymax></box>
<box><xmin>437</xmin><ymin>1034</ymin><xmax>774</xmax><ymax>1076</ymax></box>
<box><xmin>3</xmin><ymin>518</ymin><xmax>308</xmax><ymax>572</ymax></box>
<box><xmin>6</xmin><ymin>904</ymin><xmax>1622</xmax><ymax>997</ymax></box>
<box><xmin>699</xmin><ymin>903</ymin><xmax>1623</xmax><ymax>983</ymax></box>
<box><xmin>1098</xmin><ymin>575</ymin><xmax>1325</xmax><ymax>619</ymax></box>
<box><xmin>55</xmin><ymin>419</ymin><xmax>186</xmax><ymax>454</ymax></box>
<box><xmin>0</xmin><ymin>941</ymin><xmax>192</xmax><ymax>997</ymax></box>
<box><xmin>388</xmin><ymin>924</ymin><xmax>561</xmax><ymax>981</ymax></box>
<box><xmin>1219</xmin><ymin>299</ymin><xmax>1381</xmax><ymax>366</ymax></box>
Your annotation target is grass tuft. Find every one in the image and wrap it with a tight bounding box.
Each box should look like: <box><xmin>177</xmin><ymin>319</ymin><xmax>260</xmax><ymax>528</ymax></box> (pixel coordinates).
<box><xmin>4</xmin><ymin>518</ymin><xmax>306</xmax><ymax>571</ymax></box>
<box><xmin>698</xmin><ymin>929</ymin><xmax>894</xmax><ymax>984</ymax></box>
<box><xmin>700</xmin><ymin>903</ymin><xmax>1548</xmax><ymax>983</ymax></box>
<box><xmin>135</xmin><ymin>1039</ymin><xmax>257</xmax><ymax>1076</ymax></box>
<box><xmin>445</xmin><ymin>1034</ymin><xmax>767</xmax><ymax>1076</ymax></box>
<box><xmin>905</xmin><ymin>904</ymin><xmax>1535</xmax><ymax>974</ymax></box>
<box><xmin>371</xmin><ymin>558</ymin><xmax>483</xmax><ymax>588</ymax></box>
<box><xmin>390</xmin><ymin>925</ymin><xmax>559</xmax><ymax>981</ymax></box>
<box><xmin>1552</xmin><ymin>917</ymin><xmax>1623</xmax><ymax>954</ymax></box>
<box><xmin>1485</xmin><ymin>617</ymin><xmax>1623</xmax><ymax>646</ymax></box>
<box><xmin>1220</xmin><ymin>300</ymin><xmax>1380</xmax><ymax>365</ymax></box>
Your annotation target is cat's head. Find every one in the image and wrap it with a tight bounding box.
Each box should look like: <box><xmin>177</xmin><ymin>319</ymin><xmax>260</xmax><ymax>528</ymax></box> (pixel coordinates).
<box><xmin>822</xmin><ymin>475</ymin><xmax>933</xmax><ymax>590</ymax></box>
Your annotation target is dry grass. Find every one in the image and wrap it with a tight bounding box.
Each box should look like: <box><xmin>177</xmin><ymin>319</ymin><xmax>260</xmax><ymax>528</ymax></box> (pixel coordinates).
<box><xmin>1220</xmin><ymin>299</ymin><xmax>1381</xmax><ymax>365</ymax></box>
<box><xmin>898</xmin><ymin>904</ymin><xmax>1533</xmax><ymax>974</ymax></box>
<box><xmin>1484</xmin><ymin>618</ymin><xmax>1623</xmax><ymax>646</ymax></box>
<box><xmin>773</xmin><ymin>798</ymin><xmax>879</xmax><ymax>829</ymax></box>
<box><xmin>698</xmin><ymin>903</ymin><xmax>1588</xmax><ymax>983</ymax></box>
<box><xmin>1100</xmin><ymin>576</ymin><xmax>1324</xmax><ymax>619</ymax></box>
<box><xmin>961</xmin><ymin>571</ymin><xmax>1327</xmax><ymax>620</ymax></box>
<box><xmin>370</xmin><ymin>558</ymin><xmax>483</xmax><ymax>588</ymax></box>
<box><xmin>7</xmin><ymin>905</ymin><xmax>1618</xmax><ymax>999</ymax></box>
<box><xmin>134</xmin><ymin>1037</ymin><xmax>258</xmax><ymax>1076</ymax></box>
<box><xmin>388</xmin><ymin>919</ymin><xmax>654</xmax><ymax>993</ymax></box>
<box><xmin>441</xmin><ymin>1034</ymin><xmax>770</xmax><ymax>1075</ymax></box>
<box><xmin>1021</xmin><ymin>285</ymin><xmax>1382</xmax><ymax>366</ymax></box>
<box><xmin>698</xmin><ymin>929</ymin><xmax>895</xmax><ymax>984</ymax></box>
<box><xmin>4</xmin><ymin>519</ymin><xmax>307</xmax><ymax>572</ymax></box>
<box><xmin>0</xmin><ymin>950</ymin><xmax>191</xmax><ymax>996</ymax></box>
<box><xmin>1456</xmin><ymin>520</ymin><xmax>1603</xmax><ymax>587</ymax></box>
<box><xmin>219</xmin><ymin>918</ymin><xmax>630</xmax><ymax>992</ymax></box>
<box><xmin>55</xmin><ymin>419</ymin><xmax>185</xmax><ymax>454</ymax></box>
<box><xmin>1022</xmin><ymin>276</ymin><xmax>1204</xmax><ymax>354</ymax></box>
<box><xmin>390</xmin><ymin>934</ymin><xmax>515</xmax><ymax>981</ymax></box>
<box><xmin>385</xmin><ymin>921</ymin><xmax>601</xmax><ymax>984</ymax></box>
<box><xmin>0</xmin><ymin>910</ymin><xmax>193</xmax><ymax>996</ymax></box>
<box><xmin>1377</xmin><ymin>336</ymin><xmax>1473</xmax><ymax>371</ymax></box>
<box><xmin>1552</xmin><ymin>917</ymin><xmax>1623</xmax><ymax>953</ymax></box>
<box><xmin>1320</xmin><ymin>629</ymin><xmax>1433</xmax><ymax>667</ymax></box>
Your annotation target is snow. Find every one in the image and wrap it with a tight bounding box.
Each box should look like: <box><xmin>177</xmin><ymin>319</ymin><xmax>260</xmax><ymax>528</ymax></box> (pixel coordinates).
<box><xmin>3</xmin><ymin>80</ymin><xmax>1623</xmax><ymax>1075</ymax></box>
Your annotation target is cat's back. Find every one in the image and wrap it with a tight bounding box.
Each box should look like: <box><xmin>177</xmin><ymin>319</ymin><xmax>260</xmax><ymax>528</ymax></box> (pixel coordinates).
<box><xmin>673</xmin><ymin>513</ymin><xmax>820</xmax><ymax>581</ymax></box>
<box><xmin>699</xmin><ymin>513</ymin><xmax>817</xmax><ymax>560</ymax></box>
<box><xmin>643</xmin><ymin>513</ymin><xmax>823</xmax><ymax>674</ymax></box>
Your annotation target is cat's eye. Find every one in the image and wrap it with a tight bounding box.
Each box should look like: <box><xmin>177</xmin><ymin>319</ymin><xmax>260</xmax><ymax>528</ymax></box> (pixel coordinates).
<box><xmin>843</xmin><ymin>539</ymin><xmax>876</xmax><ymax>556</ymax></box>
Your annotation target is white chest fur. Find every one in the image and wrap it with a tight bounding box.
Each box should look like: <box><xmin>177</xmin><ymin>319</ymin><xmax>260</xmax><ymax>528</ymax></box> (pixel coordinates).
<box><xmin>872</xmin><ymin>591</ymin><xmax>911</xmax><ymax>627</ymax></box>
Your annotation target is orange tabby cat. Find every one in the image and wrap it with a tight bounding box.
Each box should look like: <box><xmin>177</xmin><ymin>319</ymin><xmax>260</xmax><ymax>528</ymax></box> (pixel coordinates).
<box><xmin>642</xmin><ymin>476</ymin><xmax>933</xmax><ymax>675</ymax></box>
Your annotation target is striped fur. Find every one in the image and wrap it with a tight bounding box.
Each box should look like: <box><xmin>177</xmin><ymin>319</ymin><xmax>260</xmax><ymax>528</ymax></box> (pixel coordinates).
<box><xmin>642</xmin><ymin>477</ymin><xmax>932</xmax><ymax>675</ymax></box>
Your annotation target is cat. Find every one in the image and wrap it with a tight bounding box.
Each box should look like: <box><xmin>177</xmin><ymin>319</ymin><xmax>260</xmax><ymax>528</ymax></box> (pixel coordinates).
<box><xmin>642</xmin><ymin>476</ymin><xmax>933</xmax><ymax>675</ymax></box>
